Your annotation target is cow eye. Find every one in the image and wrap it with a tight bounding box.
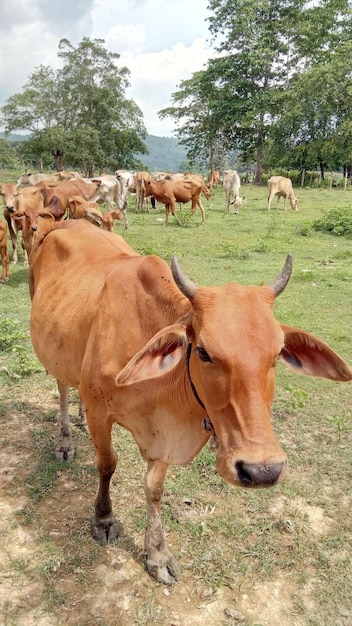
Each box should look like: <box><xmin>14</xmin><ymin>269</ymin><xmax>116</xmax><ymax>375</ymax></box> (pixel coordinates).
<box><xmin>196</xmin><ymin>346</ymin><xmax>212</xmax><ymax>363</ymax></box>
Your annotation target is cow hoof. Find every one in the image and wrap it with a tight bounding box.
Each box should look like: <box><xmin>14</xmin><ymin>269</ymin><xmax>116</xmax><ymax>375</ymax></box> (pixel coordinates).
<box><xmin>55</xmin><ymin>444</ymin><xmax>74</xmax><ymax>462</ymax></box>
<box><xmin>146</xmin><ymin>549</ymin><xmax>181</xmax><ymax>585</ymax></box>
<box><xmin>91</xmin><ymin>516</ymin><xmax>120</xmax><ymax>545</ymax></box>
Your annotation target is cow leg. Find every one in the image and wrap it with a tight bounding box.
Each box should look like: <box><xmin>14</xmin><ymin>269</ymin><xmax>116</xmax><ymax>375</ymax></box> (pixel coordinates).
<box><xmin>90</xmin><ymin>423</ymin><xmax>120</xmax><ymax>545</ymax></box>
<box><xmin>78</xmin><ymin>398</ymin><xmax>88</xmax><ymax>432</ymax></box>
<box><xmin>144</xmin><ymin>459</ymin><xmax>181</xmax><ymax>585</ymax></box>
<box><xmin>56</xmin><ymin>381</ymin><xmax>75</xmax><ymax>461</ymax></box>
<box><xmin>195</xmin><ymin>200</ymin><xmax>205</xmax><ymax>224</ymax></box>
<box><xmin>7</xmin><ymin>221</ymin><xmax>19</xmax><ymax>264</ymax></box>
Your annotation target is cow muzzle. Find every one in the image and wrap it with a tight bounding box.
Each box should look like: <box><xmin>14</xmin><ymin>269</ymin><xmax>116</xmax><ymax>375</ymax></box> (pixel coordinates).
<box><xmin>235</xmin><ymin>460</ymin><xmax>286</xmax><ymax>487</ymax></box>
<box><xmin>216</xmin><ymin>448</ymin><xmax>287</xmax><ymax>488</ymax></box>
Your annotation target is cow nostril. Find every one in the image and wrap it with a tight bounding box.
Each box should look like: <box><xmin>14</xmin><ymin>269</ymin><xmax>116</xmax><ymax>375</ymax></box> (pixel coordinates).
<box><xmin>236</xmin><ymin>461</ymin><xmax>284</xmax><ymax>488</ymax></box>
<box><xmin>236</xmin><ymin>461</ymin><xmax>253</xmax><ymax>485</ymax></box>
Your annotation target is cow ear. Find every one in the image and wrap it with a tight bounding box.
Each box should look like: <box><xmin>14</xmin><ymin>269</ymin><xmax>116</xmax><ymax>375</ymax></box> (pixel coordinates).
<box><xmin>279</xmin><ymin>324</ymin><xmax>352</xmax><ymax>381</ymax></box>
<box><xmin>115</xmin><ymin>323</ymin><xmax>188</xmax><ymax>386</ymax></box>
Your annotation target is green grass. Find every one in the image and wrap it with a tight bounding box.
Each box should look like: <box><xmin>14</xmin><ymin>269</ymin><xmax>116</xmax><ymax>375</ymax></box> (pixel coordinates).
<box><xmin>1</xmin><ymin>172</ymin><xmax>352</xmax><ymax>625</ymax></box>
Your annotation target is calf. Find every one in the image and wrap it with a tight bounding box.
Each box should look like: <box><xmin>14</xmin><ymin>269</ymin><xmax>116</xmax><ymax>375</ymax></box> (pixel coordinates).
<box><xmin>0</xmin><ymin>221</ymin><xmax>9</xmax><ymax>283</ymax></box>
<box><xmin>102</xmin><ymin>209</ymin><xmax>124</xmax><ymax>232</ymax></box>
<box><xmin>267</xmin><ymin>176</ymin><xmax>299</xmax><ymax>211</ymax></box>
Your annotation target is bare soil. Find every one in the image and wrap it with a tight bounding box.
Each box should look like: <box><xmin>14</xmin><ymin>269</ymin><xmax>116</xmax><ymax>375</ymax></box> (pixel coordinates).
<box><xmin>0</xmin><ymin>373</ymin><xmax>334</xmax><ymax>626</ymax></box>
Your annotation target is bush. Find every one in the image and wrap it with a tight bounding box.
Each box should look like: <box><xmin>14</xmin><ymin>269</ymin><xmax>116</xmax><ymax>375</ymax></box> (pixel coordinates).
<box><xmin>312</xmin><ymin>208</ymin><xmax>352</xmax><ymax>237</ymax></box>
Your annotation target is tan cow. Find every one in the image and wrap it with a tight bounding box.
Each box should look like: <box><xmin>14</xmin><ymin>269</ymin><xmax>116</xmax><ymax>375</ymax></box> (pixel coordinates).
<box><xmin>18</xmin><ymin>170</ymin><xmax>79</xmax><ymax>186</ymax></box>
<box><xmin>223</xmin><ymin>169</ymin><xmax>244</xmax><ymax>213</ymax></box>
<box><xmin>144</xmin><ymin>176</ymin><xmax>211</xmax><ymax>225</ymax></box>
<box><xmin>267</xmin><ymin>176</ymin><xmax>299</xmax><ymax>211</ymax></box>
<box><xmin>0</xmin><ymin>221</ymin><xmax>9</xmax><ymax>283</ymax></box>
<box><xmin>29</xmin><ymin>220</ymin><xmax>352</xmax><ymax>585</ymax></box>
<box><xmin>0</xmin><ymin>182</ymin><xmax>20</xmax><ymax>263</ymax></box>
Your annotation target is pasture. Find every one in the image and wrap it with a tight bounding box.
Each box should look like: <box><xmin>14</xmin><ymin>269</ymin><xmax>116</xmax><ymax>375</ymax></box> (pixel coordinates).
<box><xmin>1</xmin><ymin>175</ymin><xmax>352</xmax><ymax>626</ymax></box>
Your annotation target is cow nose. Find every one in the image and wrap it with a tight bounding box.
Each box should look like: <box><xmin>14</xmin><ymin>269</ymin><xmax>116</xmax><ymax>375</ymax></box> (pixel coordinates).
<box><xmin>31</xmin><ymin>226</ymin><xmax>38</xmax><ymax>232</ymax></box>
<box><xmin>236</xmin><ymin>461</ymin><xmax>285</xmax><ymax>487</ymax></box>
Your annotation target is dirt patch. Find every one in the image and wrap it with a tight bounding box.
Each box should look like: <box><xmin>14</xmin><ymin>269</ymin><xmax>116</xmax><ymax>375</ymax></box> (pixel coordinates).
<box><xmin>0</xmin><ymin>374</ymin><xmax>331</xmax><ymax>625</ymax></box>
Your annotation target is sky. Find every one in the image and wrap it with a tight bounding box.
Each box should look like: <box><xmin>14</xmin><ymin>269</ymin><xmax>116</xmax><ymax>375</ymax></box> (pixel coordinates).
<box><xmin>0</xmin><ymin>0</ymin><xmax>217</xmax><ymax>137</ymax></box>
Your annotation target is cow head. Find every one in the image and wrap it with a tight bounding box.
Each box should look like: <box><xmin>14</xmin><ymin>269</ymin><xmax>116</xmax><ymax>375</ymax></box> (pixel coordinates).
<box><xmin>115</xmin><ymin>256</ymin><xmax>352</xmax><ymax>490</ymax></box>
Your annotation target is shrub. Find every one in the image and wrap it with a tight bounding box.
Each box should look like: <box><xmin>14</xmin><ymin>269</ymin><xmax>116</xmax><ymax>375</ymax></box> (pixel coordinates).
<box><xmin>312</xmin><ymin>208</ymin><xmax>352</xmax><ymax>237</ymax></box>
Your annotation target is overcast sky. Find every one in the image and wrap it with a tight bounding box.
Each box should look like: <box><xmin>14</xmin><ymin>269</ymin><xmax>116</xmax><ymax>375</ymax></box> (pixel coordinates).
<box><xmin>0</xmin><ymin>0</ymin><xmax>216</xmax><ymax>137</ymax></box>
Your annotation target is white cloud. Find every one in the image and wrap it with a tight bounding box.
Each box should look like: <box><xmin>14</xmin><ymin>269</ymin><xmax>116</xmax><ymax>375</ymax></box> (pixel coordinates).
<box><xmin>0</xmin><ymin>0</ymin><xmax>215</xmax><ymax>137</ymax></box>
<box><xmin>119</xmin><ymin>38</ymin><xmax>215</xmax><ymax>136</ymax></box>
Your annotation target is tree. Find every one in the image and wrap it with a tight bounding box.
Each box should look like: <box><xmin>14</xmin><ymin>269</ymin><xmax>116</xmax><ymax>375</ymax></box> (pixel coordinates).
<box><xmin>269</xmin><ymin>7</ymin><xmax>352</xmax><ymax>179</ymax></box>
<box><xmin>159</xmin><ymin>69</ymin><xmax>229</xmax><ymax>173</ymax></box>
<box><xmin>0</xmin><ymin>138</ymin><xmax>18</xmax><ymax>169</ymax></box>
<box><xmin>1</xmin><ymin>38</ymin><xmax>147</xmax><ymax>175</ymax></box>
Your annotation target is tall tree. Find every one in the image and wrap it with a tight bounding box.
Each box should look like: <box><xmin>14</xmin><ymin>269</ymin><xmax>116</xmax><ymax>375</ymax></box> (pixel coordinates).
<box><xmin>206</xmin><ymin>0</ymin><xmax>305</xmax><ymax>183</ymax></box>
<box><xmin>1</xmin><ymin>38</ymin><xmax>147</xmax><ymax>175</ymax></box>
<box><xmin>159</xmin><ymin>69</ymin><xmax>228</xmax><ymax>172</ymax></box>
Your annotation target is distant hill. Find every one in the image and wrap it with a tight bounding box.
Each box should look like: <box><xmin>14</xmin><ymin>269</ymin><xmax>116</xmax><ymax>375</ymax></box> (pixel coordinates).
<box><xmin>137</xmin><ymin>135</ymin><xmax>188</xmax><ymax>172</ymax></box>
<box><xmin>2</xmin><ymin>132</ymin><xmax>189</xmax><ymax>173</ymax></box>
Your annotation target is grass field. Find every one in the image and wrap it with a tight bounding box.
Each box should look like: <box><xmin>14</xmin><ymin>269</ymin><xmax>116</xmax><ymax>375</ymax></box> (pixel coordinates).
<box><xmin>0</xmin><ymin>173</ymin><xmax>352</xmax><ymax>625</ymax></box>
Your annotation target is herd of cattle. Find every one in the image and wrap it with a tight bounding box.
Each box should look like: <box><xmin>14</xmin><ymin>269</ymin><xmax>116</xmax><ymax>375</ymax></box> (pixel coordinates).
<box><xmin>2</xmin><ymin>166</ymin><xmax>352</xmax><ymax>586</ymax></box>
<box><xmin>0</xmin><ymin>168</ymin><xmax>299</xmax><ymax>284</ymax></box>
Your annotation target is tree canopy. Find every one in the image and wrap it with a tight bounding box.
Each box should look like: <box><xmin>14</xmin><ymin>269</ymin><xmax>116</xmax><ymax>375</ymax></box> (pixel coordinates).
<box><xmin>159</xmin><ymin>0</ymin><xmax>352</xmax><ymax>181</ymax></box>
<box><xmin>1</xmin><ymin>38</ymin><xmax>147</xmax><ymax>176</ymax></box>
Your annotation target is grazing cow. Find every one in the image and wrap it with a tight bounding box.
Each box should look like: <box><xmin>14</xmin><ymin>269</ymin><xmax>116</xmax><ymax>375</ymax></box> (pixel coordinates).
<box><xmin>29</xmin><ymin>219</ymin><xmax>352</xmax><ymax>585</ymax></box>
<box><xmin>223</xmin><ymin>169</ymin><xmax>244</xmax><ymax>213</ymax></box>
<box><xmin>209</xmin><ymin>170</ymin><xmax>220</xmax><ymax>188</ymax></box>
<box><xmin>0</xmin><ymin>221</ymin><xmax>9</xmax><ymax>283</ymax></box>
<box><xmin>267</xmin><ymin>176</ymin><xmax>299</xmax><ymax>211</ymax></box>
<box><xmin>144</xmin><ymin>176</ymin><xmax>211</xmax><ymax>225</ymax></box>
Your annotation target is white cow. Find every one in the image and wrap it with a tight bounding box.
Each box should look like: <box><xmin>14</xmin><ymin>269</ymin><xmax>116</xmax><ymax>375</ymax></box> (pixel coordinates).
<box><xmin>223</xmin><ymin>170</ymin><xmax>244</xmax><ymax>213</ymax></box>
<box><xmin>267</xmin><ymin>176</ymin><xmax>299</xmax><ymax>211</ymax></box>
<box><xmin>91</xmin><ymin>174</ymin><xmax>131</xmax><ymax>228</ymax></box>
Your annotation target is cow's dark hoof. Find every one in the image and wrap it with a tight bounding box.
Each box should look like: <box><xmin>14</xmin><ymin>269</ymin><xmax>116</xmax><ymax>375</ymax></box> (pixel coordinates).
<box><xmin>91</xmin><ymin>516</ymin><xmax>120</xmax><ymax>545</ymax></box>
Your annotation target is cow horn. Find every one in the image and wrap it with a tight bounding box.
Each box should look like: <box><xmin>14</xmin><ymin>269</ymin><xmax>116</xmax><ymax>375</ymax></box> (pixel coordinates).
<box><xmin>269</xmin><ymin>254</ymin><xmax>293</xmax><ymax>296</ymax></box>
<box><xmin>171</xmin><ymin>255</ymin><xmax>197</xmax><ymax>299</ymax></box>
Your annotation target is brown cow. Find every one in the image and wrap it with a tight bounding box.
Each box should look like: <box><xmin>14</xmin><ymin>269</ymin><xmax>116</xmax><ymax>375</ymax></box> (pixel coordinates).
<box><xmin>267</xmin><ymin>176</ymin><xmax>299</xmax><ymax>211</ymax></box>
<box><xmin>0</xmin><ymin>182</ymin><xmax>21</xmax><ymax>264</ymax></box>
<box><xmin>14</xmin><ymin>195</ymin><xmax>64</xmax><ymax>261</ymax></box>
<box><xmin>3</xmin><ymin>186</ymin><xmax>45</xmax><ymax>265</ymax></box>
<box><xmin>144</xmin><ymin>176</ymin><xmax>211</xmax><ymax>225</ymax></box>
<box><xmin>67</xmin><ymin>195</ymin><xmax>103</xmax><ymax>221</ymax></box>
<box><xmin>29</xmin><ymin>220</ymin><xmax>352</xmax><ymax>585</ymax></box>
<box><xmin>0</xmin><ymin>221</ymin><xmax>9</xmax><ymax>283</ymax></box>
<box><xmin>209</xmin><ymin>170</ymin><xmax>220</xmax><ymax>188</ymax></box>
<box><xmin>35</xmin><ymin>178</ymin><xmax>103</xmax><ymax>213</ymax></box>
